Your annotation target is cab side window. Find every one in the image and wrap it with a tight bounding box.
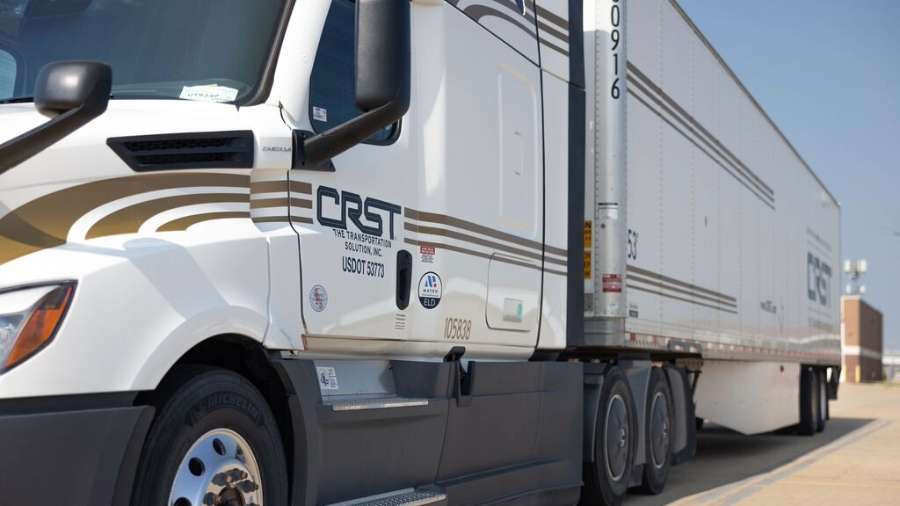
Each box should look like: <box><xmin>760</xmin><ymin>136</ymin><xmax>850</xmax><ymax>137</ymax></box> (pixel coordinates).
<box><xmin>309</xmin><ymin>0</ymin><xmax>397</xmax><ymax>144</ymax></box>
<box><xmin>0</xmin><ymin>50</ymin><xmax>17</xmax><ymax>98</ymax></box>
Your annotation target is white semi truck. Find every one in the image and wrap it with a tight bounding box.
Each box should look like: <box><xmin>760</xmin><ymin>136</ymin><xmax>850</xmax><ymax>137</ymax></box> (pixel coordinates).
<box><xmin>0</xmin><ymin>0</ymin><xmax>841</xmax><ymax>505</ymax></box>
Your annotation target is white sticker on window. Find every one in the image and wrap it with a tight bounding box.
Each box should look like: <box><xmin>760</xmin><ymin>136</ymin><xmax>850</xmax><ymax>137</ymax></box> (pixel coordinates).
<box><xmin>179</xmin><ymin>84</ymin><xmax>239</xmax><ymax>103</ymax></box>
<box><xmin>312</xmin><ymin>106</ymin><xmax>328</xmax><ymax>122</ymax></box>
<box><xmin>316</xmin><ymin>366</ymin><xmax>339</xmax><ymax>390</ymax></box>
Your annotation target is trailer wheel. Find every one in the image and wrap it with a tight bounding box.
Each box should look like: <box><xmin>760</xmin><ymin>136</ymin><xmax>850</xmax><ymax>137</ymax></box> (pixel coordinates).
<box><xmin>132</xmin><ymin>366</ymin><xmax>288</xmax><ymax>506</ymax></box>
<box><xmin>798</xmin><ymin>367</ymin><xmax>819</xmax><ymax>436</ymax></box>
<box><xmin>816</xmin><ymin>369</ymin><xmax>827</xmax><ymax>432</ymax></box>
<box><xmin>636</xmin><ymin>368</ymin><xmax>673</xmax><ymax>495</ymax></box>
<box><xmin>582</xmin><ymin>366</ymin><xmax>636</xmax><ymax>506</ymax></box>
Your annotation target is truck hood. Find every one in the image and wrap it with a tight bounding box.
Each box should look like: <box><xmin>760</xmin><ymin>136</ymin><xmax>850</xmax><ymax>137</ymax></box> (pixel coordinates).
<box><xmin>0</xmin><ymin>100</ymin><xmax>250</xmax><ymax>186</ymax></box>
<box><xmin>0</xmin><ymin>99</ymin><xmax>289</xmax><ymax>285</ymax></box>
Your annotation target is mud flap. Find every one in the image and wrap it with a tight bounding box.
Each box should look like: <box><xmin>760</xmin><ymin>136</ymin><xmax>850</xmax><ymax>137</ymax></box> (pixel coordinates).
<box><xmin>664</xmin><ymin>364</ymin><xmax>696</xmax><ymax>465</ymax></box>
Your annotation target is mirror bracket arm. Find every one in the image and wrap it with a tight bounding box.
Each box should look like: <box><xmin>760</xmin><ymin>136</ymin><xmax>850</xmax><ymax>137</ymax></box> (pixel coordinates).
<box><xmin>292</xmin><ymin>130</ymin><xmax>336</xmax><ymax>171</ymax></box>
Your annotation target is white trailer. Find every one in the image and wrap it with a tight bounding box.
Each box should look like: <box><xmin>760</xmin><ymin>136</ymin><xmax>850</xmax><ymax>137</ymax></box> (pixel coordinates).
<box><xmin>0</xmin><ymin>0</ymin><xmax>839</xmax><ymax>505</ymax></box>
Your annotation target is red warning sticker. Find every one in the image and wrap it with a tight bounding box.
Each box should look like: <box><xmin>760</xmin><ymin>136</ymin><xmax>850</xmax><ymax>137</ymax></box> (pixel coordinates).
<box><xmin>420</xmin><ymin>246</ymin><xmax>436</xmax><ymax>255</ymax></box>
<box><xmin>602</xmin><ymin>274</ymin><xmax>623</xmax><ymax>293</ymax></box>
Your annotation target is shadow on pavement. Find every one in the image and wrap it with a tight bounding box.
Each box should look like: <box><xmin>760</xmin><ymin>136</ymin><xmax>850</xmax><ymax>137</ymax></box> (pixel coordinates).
<box><xmin>624</xmin><ymin>417</ymin><xmax>875</xmax><ymax>506</ymax></box>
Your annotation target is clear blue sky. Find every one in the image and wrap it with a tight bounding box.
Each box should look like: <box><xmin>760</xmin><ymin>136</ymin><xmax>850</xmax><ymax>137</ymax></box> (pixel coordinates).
<box><xmin>677</xmin><ymin>0</ymin><xmax>900</xmax><ymax>352</ymax></box>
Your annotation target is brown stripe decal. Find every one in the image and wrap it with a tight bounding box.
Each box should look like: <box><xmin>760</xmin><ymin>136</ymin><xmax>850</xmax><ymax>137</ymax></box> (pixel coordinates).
<box><xmin>250</xmin><ymin>180</ymin><xmax>288</xmax><ymax>194</ymax></box>
<box><xmin>158</xmin><ymin>212</ymin><xmax>250</xmax><ymax>232</ymax></box>
<box><xmin>629</xmin><ymin>63</ymin><xmax>773</xmax><ymax>196</ymax></box>
<box><xmin>405</xmin><ymin>207</ymin><xmax>567</xmax><ymax>259</ymax></box>
<box><xmin>626</xmin><ymin>85</ymin><xmax>775</xmax><ymax>210</ymax></box>
<box><xmin>537</xmin><ymin>20</ymin><xmax>568</xmax><ymax>43</ymax></box>
<box><xmin>250</xmin><ymin>197</ymin><xmax>313</xmax><ymax>210</ymax></box>
<box><xmin>86</xmin><ymin>193</ymin><xmax>248</xmax><ymax>239</ymax></box>
<box><xmin>535</xmin><ymin>4</ymin><xmax>568</xmax><ymax>30</ymax></box>
<box><xmin>0</xmin><ymin>173</ymin><xmax>249</xmax><ymax>267</ymax></box>
<box><xmin>289</xmin><ymin>181</ymin><xmax>312</xmax><ymax>195</ymax></box>
<box><xmin>627</xmin><ymin>62</ymin><xmax>774</xmax><ymax>202</ymax></box>
<box><xmin>405</xmin><ymin>221</ymin><xmax>567</xmax><ymax>267</ymax></box>
<box><xmin>540</xmin><ymin>37</ymin><xmax>569</xmax><ymax>57</ymax></box>
<box><xmin>628</xmin><ymin>274</ymin><xmax>737</xmax><ymax>309</ymax></box>
<box><xmin>627</xmin><ymin>264</ymin><xmax>737</xmax><ymax>303</ymax></box>
<box><xmin>405</xmin><ymin>238</ymin><xmax>566</xmax><ymax>277</ymax></box>
<box><xmin>628</xmin><ymin>284</ymin><xmax>738</xmax><ymax>314</ymax></box>
<box><xmin>252</xmin><ymin>216</ymin><xmax>314</xmax><ymax>225</ymax></box>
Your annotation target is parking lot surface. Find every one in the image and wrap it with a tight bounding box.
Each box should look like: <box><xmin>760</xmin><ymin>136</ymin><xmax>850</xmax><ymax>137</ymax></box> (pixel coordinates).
<box><xmin>626</xmin><ymin>382</ymin><xmax>900</xmax><ymax>506</ymax></box>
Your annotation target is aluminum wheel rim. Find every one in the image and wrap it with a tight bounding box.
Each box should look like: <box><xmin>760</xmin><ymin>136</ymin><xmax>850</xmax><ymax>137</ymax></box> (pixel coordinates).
<box><xmin>649</xmin><ymin>391</ymin><xmax>670</xmax><ymax>469</ymax></box>
<box><xmin>604</xmin><ymin>393</ymin><xmax>629</xmax><ymax>482</ymax></box>
<box><xmin>169</xmin><ymin>428</ymin><xmax>263</xmax><ymax>506</ymax></box>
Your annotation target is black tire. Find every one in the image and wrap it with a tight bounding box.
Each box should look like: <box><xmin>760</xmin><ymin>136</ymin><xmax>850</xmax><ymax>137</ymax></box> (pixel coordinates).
<box><xmin>695</xmin><ymin>417</ymin><xmax>705</xmax><ymax>432</ymax></box>
<box><xmin>582</xmin><ymin>366</ymin><xmax>636</xmax><ymax>506</ymax></box>
<box><xmin>636</xmin><ymin>369</ymin><xmax>673</xmax><ymax>495</ymax></box>
<box><xmin>132</xmin><ymin>366</ymin><xmax>288</xmax><ymax>506</ymax></box>
<box><xmin>798</xmin><ymin>367</ymin><xmax>819</xmax><ymax>436</ymax></box>
<box><xmin>816</xmin><ymin>369</ymin><xmax>827</xmax><ymax>432</ymax></box>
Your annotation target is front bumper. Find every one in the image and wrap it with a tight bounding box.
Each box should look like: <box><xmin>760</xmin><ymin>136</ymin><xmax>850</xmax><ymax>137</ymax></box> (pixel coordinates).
<box><xmin>0</xmin><ymin>393</ymin><xmax>153</xmax><ymax>506</ymax></box>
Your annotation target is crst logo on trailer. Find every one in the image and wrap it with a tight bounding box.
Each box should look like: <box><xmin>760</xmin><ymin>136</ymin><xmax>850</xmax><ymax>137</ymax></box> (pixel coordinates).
<box><xmin>807</xmin><ymin>252</ymin><xmax>832</xmax><ymax>307</ymax></box>
<box><xmin>317</xmin><ymin>186</ymin><xmax>401</xmax><ymax>239</ymax></box>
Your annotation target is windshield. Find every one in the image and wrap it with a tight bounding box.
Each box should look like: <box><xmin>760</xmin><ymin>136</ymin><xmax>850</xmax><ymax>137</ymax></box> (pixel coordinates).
<box><xmin>0</xmin><ymin>0</ymin><xmax>288</xmax><ymax>104</ymax></box>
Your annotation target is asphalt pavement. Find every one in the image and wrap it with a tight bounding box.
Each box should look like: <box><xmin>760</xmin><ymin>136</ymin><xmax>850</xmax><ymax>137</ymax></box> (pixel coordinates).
<box><xmin>626</xmin><ymin>382</ymin><xmax>900</xmax><ymax>506</ymax></box>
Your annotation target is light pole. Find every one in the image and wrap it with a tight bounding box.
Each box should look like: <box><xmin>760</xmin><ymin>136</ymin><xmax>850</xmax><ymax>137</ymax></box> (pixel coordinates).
<box><xmin>844</xmin><ymin>259</ymin><xmax>867</xmax><ymax>296</ymax></box>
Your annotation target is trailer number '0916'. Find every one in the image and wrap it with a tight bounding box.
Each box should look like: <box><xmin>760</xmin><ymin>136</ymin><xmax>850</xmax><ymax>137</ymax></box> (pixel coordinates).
<box><xmin>610</xmin><ymin>0</ymin><xmax>622</xmax><ymax>100</ymax></box>
<box><xmin>444</xmin><ymin>318</ymin><xmax>471</xmax><ymax>340</ymax></box>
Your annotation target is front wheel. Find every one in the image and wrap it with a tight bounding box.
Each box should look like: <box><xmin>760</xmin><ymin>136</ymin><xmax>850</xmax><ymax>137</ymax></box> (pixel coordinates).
<box><xmin>132</xmin><ymin>366</ymin><xmax>288</xmax><ymax>506</ymax></box>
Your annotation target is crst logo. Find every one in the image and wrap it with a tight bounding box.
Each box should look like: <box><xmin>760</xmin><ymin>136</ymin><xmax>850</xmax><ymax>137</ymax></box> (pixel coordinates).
<box><xmin>316</xmin><ymin>186</ymin><xmax>401</xmax><ymax>239</ymax></box>
<box><xmin>807</xmin><ymin>252</ymin><xmax>832</xmax><ymax>307</ymax></box>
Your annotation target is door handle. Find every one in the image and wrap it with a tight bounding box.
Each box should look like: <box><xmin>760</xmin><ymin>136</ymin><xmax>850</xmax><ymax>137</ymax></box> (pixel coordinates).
<box><xmin>396</xmin><ymin>250</ymin><xmax>412</xmax><ymax>309</ymax></box>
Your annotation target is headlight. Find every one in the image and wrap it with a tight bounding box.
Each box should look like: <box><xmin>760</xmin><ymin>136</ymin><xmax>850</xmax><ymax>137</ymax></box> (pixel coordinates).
<box><xmin>0</xmin><ymin>283</ymin><xmax>75</xmax><ymax>374</ymax></box>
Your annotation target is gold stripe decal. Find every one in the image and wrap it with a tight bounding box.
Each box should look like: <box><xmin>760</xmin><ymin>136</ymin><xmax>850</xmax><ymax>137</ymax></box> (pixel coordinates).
<box><xmin>250</xmin><ymin>197</ymin><xmax>313</xmax><ymax>210</ymax></box>
<box><xmin>626</xmin><ymin>264</ymin><xmax>736</xmax><ymax>303</ymax></box>
<box><xmin>0</xmin><ymin>173</ymin><xmax>249</xmax><ymax>266</ymax></box>
<box><xmin>158</xmin><ymin>212</ymin><xmax>251</xmax><ymax>232</ymax></box>
<box><xmin>87</xmin><ymin>193</ymin><xmax>248</xmax><ymax>239</ymax></box>
<box><xmin>405</xmin><ymin>207</ymin><xmax>568</xmax><ymax>259</ymax></box>
<box><xmin>249</xmin><ymin>180</ymin><xmax>288</xmax><ymax>194</ymax></box>
<box><xmin>404</xmin><ymin>238</ymin><xmax>566</xmax><ymax>277</ymax></box>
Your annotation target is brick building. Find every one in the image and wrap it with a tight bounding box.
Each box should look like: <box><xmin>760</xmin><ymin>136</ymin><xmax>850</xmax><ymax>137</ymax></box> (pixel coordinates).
<box><xmin>841</xmin><ymin>296</ymin><xmax>883</xmax><ymax>383</ymax></box>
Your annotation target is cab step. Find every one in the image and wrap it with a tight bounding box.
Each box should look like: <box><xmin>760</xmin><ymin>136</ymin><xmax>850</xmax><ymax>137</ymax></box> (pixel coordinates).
<box><xmin>324</xmin><ymin>396</ymin><xmax>429</xmax><ymax>411</ymax></box>
<box><xmin>328</xmin><ymin>489</ymin><xmax>446</xmax><ymax>506</ymax></box>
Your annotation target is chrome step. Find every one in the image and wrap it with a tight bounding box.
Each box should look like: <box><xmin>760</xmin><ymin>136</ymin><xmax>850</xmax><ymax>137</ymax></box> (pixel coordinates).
<box><xmin>324</xmin><ymin>396</ymin><xmax>429</xmax><ymax>411</ymax></box>
<box><xmin>328</xmin><ymin>489</ymin><xmax>446</xmax><ymax>506</ymax></box>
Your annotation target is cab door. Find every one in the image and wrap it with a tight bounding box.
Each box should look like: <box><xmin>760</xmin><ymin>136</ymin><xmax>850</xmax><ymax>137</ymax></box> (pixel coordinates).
<box><xmin>408</xmin><ymin>1</ymin><xmax>544</xmax><ymax>351</ymax></box>
<box><xmin>285</xmin><ymin>0</ymin><xmax>419</xmax><ymax>341</ymax></box>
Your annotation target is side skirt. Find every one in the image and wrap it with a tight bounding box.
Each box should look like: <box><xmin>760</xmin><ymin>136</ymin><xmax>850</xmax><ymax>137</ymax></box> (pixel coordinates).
<box><xmin>271</xmin><ymin>356</ymin><xmax>584</xmax><ymax>506</ymax></box>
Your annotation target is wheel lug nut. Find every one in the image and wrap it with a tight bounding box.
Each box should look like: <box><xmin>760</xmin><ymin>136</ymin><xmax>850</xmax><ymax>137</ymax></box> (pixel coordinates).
<box><xmin>237</xmin><ymin>480</ymin><xmax>260</xmax><ymax>493</ymax></box>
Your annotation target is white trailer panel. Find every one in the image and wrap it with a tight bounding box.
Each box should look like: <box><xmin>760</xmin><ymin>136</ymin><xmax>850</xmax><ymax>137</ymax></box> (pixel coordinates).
<box><xmin>585</xmin><ymin>0</ymin><xmax>841</xmax><ymax>365</ymax></box>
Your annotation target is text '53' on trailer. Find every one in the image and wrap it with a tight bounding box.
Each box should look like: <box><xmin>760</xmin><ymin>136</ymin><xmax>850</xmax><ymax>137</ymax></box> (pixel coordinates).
<box><xmin>0</xmin><ymin>0</ymin><xmax>840</xmax><ymax>504</ymax></box>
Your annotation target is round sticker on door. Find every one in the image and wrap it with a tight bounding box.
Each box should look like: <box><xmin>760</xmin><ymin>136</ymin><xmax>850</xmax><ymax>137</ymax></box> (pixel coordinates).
<box><xmin>309</xmin><ymin>285</ymin><xmax>328</xmax><ymax>312</ymax></box>
<box><xmin>418</xmin><ymin>272</ymin><xmax>442</xmax><ymax>309</ymax></box>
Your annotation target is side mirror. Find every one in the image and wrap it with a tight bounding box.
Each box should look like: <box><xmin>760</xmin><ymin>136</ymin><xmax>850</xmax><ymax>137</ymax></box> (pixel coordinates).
<box><xmin>0</xmin><ymin>61</ymin><xmax>111</xmax><ymax>175</ymax></box>
<box><xmin>35</xmin><ymin>61</ymin><xmax>112</xmax><ymax>119</ymax></box>
<box><xmin>301</xmin><ymin>0</ymin><xmax>410</xmax><ymax>166</ymax></box>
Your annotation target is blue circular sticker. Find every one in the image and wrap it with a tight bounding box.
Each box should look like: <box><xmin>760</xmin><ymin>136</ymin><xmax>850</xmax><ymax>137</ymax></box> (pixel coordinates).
<box><xmin>418</xmin><ymin>272</ymin><xmax>442</xmax><ymax>309</ymax></box>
